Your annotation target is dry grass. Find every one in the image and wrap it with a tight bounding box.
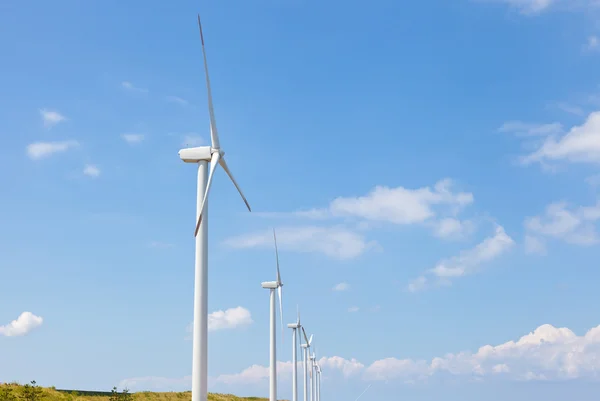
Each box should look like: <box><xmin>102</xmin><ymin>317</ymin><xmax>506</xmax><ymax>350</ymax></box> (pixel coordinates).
<box><xmin>0</xmin><ymin>383</ymin><xmax>269</xmax><ymax>401</ymax></box>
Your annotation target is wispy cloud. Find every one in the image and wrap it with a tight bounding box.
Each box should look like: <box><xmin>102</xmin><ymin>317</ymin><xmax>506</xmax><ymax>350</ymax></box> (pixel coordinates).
<box><xmin>524</xmin><ymin>201</ymin><xmax>600</xmax><ymax>253</ymax></box>
<box><xmin>408</xmin><ymin>225</ymin><xmax>514</xmax><ymax>292</ymax></box>
<box><xmin>348</xmin><ymin>306</ymin><xmax>359</xmax><ymax>313</ymax></box>
<box><xmin>333</xmin><ymin>282</ymin><xmax>350</xmax><ymax>291</ymax></box>
<box><xmin>224</xmin><ymin>226</ymin><xmax>379</xmax><ymax>260</ymax></box>
<box><xmin>83</xmin><ymin>164</ymin><xmax>100</xmax><ymax>178</ymax></box>
<box><xmin>122</xmin><ymin>81</ymin><xmax>148</xmax><ymax>94</ymax></box>
<box><xmin>0</xmin><ymin>312</ymin><xmax>43</xmax><ymax>337</ymax></box>
<box><xmin>585</xmin><ymin>35</ymin><xmax>599</xmax><ymax>51</ymax></box>
<box><xmin>40</xmin><ymin>109</ymin><xmax>67</xmax><ymax>128</ymax></box>
<box><xmin>122</xmin><ymin>133</ymin><xmax>145</xmax><ymax>144</ymax></box>
<box><xmin>498</xmin><ymin>121</ymin><xmax>563</xmax><ymax>137</ymax></box>
<box><xmin>166</xmin><ymin>95</ymin><xmax>188</xmax><ymax>106</ymax></box>
<box><xmin>26</xmin><ymin>140</ymin><xmax>79</xmax><ymax>160</ymax></box>
<box><xmin>509</xmin><ymin>111</ymin><xmax>600</xmax><ymax>166</ymax></box>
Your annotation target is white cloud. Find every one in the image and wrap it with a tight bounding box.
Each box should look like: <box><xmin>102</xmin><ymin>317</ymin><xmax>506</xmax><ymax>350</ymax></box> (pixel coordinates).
<box><xmin>199</xmin><ymin>307</ymin><xmax>253</xmax><ymax>332</ymax></box>
<box><xmin>525</xmin><ymin>201</ymin><xmax>600</xmax><ymax>248</ymax></box>
<box><xmin>432</xmin><ymin>217</ymin><xmax>475</xmax><ymax>239</ymax></box>
<box><xmin>216</xmin><ymin>356</ymin><xmax>363</xmax><ymax>385</ymax></box>
<box><xmin>585</xmin><ymin>35</ymin><xmax>599</xmax><ymax>51</ymax></box>
<box><xmin>0</xmin><ymin>312</ymin><xmax>43</xmax><ymax>337</ymax></box>
<box><xmin>123</xmin><ymin>322</ymin><xmax>600</xmax><ymax>390</ymax></box>
<box><xmin>408</xmin><ymin>225</ymin><xmax>515</xmax><ymax>291</ymax></box>
<box><xmin>557</xmin><ymin>102</ymin><xmax>585</xmax><ymax>116</ymax></box>
<box><xmin>122</xmin><ymin>133</ymin><xmax>145</xmax><ymax>144</ymax></box>
<box><xmin>490</xmin><ymin>0</ymin><xmax>555</xmax><ymax>14</ymax></box>
<box><xmin>348</xmin><ymin>306</ymin><xmax>359</xmax><ymax>313</ymax></box>
<box><xmin>259</xmin><ymin>179</ymin><xmax>473</xmax><ymax>229</ymax></box>
<box><xmin>224</xmin><ymin>226</ymin><xmax>378</xmax><ymax>260</ymax></box>
<box><xmin>498</xmin><ymin>121</ymin><xmax>563</xmax><ymax>136</ymax></box>
<box><xmin>26</xmin><ymin>140</ymin><xmax>79</xmax><ymax>160</ymax></box>
<box><xmin>521</xmin><ymin>111</ymin><xmax>600</xmax><ymax>165</ymax></box>
<box><xmin>524</xmin><ymin>235</ymin><xmax>547</xmax><ymax>255</ymax></box>
<box><xmin>326</xmin><ymin>179</ymin><xmax>473</xmax><ymax>225</ymax></box>
<box><xmin>364</xmin><ymin>322</ymin><xmax>600</xmax><ymax>382</ymax></box>
<box><xmin>40</xmin><ymin>109</ymin><xmax>67</xmax><ymax>128</ymax></box>
<box><xmin>121</xmin><ymin>81</ymin><xmax>148</xmax><ymax>93</ymax></box>
<box><xmin>83</xmin><ymin>164</ymin><xmax>100</xmax><ymax>177</ymax></box>
<box><xmin>333</xmin><ymin>282</ymin><xmax>350</xmax><ymax>291</ymax></box>
<box><xmin>166</xmin><ymin>95</ymin><xmax>188</xmax><ymax>105</ymax></box>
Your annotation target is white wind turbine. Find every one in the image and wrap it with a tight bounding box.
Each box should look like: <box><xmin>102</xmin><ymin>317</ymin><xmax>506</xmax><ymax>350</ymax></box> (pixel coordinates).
<box><xmin>261</xmin><ymin>230</ymin><xmax>285</xmax><ymax>401</ymax></box>
<box><xmin>315</xmin><ymin>363</ymin><xmax>322</xmax><ymax>401</ymax></box>
<box><xmin>178</xmin><ymin>14</ymin><xmax>251</xmax><ymax>401</ymax></box>
<box><xmin>310</xmin><ymin>349</ymin><xmax>319</xmax><ymax>401</ymax></box>
<box><xmin>301</xmin><ymin>328</ymin><xmax>313</xmax><ymax>401</ymax></box>
<box><xmin>287</xmin><ymin>308</ymin><xmax>302</xmax><ymax>401</ymax></box>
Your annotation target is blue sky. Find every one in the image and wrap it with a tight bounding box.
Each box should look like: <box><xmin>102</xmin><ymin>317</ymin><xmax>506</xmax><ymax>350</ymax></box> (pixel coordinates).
<box><xmin>2</xmin><ymin>0</ymin><xmax>600</xmax><ymax>400</ymax></box>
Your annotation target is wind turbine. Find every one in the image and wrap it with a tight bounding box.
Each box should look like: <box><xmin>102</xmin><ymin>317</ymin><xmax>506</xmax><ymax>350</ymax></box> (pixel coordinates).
<box><xmin>179</xmin><ymin>14</ymin><xmax>251</xmax><ymax>401</ymax></box>
<box><xmin>315</xmin><ymin>363</ymin><xmax>322</xmax><ymax>401</ymax></box>
<box><xmin>301</xmin><ymin>328</ymin><xmax>313</xmax><ymax>401</ymax></box>
<box><xmin>261</xmin><ymin>229</ymin><xmax>284</xmax><ymax>401</ymax></box>
<box><xmin>311</xmin><ymin>349</ymin><xmax>317</xmax><ymax>401</ymax></box>
<box><xmin>287</xmin><ymin>308</ymin><xmax>302</xmax><ymax>401</ymax></box>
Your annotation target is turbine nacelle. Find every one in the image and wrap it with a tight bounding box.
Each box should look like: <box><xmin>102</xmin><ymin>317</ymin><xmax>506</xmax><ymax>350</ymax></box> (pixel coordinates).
<box><xmin>261</xmin><ymin>281</ymin><xmax>280</xmax><ymax>289</ymax></box>
<box><xmin>178</xmin><ymin>146</ymin><xmax>215</xmax><ymax>163</ymax></box>
<box><xmin>287</xmin><ymin>322</ymin><xmax>300</xmax><ymax>329</ymax></box>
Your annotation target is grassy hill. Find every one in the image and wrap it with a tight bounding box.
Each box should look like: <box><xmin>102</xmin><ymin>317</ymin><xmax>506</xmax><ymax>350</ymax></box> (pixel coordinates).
<box><xmin>0</xmin><ymin>383</ymin><xmax>268</xmax><ymax>401</ymax></box>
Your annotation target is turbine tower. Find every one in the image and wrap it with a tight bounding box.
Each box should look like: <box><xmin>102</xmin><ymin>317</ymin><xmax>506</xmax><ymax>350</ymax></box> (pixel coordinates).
<box><xmin>301</xmin><ymin>328</ymin><xmax>313</xmax><ymax>401</ymax></box>
<box><xmin>179</xmin><ymin>14</ymin><xmax>251</xmax><ymax>401</ymax></box>
<box><xmin>261</xmin><ymin>230</ymin><xmax>284</xmax><ymax>401</ymax></box>
<box><xmin>287</xmin><ymin>308</ymin><xmax>302</xmax><ymax>401</ymax></box>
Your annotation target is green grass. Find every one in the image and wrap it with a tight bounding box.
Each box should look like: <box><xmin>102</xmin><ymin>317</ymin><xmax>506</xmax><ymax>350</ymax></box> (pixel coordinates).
<box><xmin>0</xmin><ymin>383</ymin><xmax>271</xmax><ymax>401</ymax></box>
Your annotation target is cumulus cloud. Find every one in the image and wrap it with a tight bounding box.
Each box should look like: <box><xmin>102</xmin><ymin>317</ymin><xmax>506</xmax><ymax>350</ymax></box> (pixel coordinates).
<box><xmin>257</xmin><ymin>179</ymin><xmax>475</xmax><ymax>240</ymax></box>
<box><xmin>521</xmin><ymin>111</ymin><xmax>600</xmax><ymax>165</ymax></box>
<box><xmin>122</xmin><ymin>133</ymin><xmax>145</xmax><ymax>144</ymax></box>
<box><xmin>216</xmin><ymin>356</ymin><xmax>364</xmax><ymax>385</ymax></box>
<box><xmin>363</xmin><ymin>322</ymin><xmax>600</xmax><ymax>382</ymax></box>
<box><xmin>83</xmin><ymin>164</ymin><xmax>100</xmax><ymax>177</ymax></box>
<box><xmin>408</xmin><ymin>225</ymin><xmax>514</xmax><ymax>292</ymax></box>
<box><xmin>224</xmin><ymin>226</ymin><xmax>378</xmax><ymax>260</ymax></box>
<box><xmin>26</xmin><ymin>140</ymin><xmax>79</xmax><ymax>160</ymax></box>
<box><xmin>524</xmin><ymin>201</ymin><xmax>600</xmax><ymax>252</ymax></box>
<box><xmin>186</xmin><ymin>307</ymin><xmax>252</xmax><ymax>336</ymax></box>
<box><xmin>0</xmin><ymin>311</ymin><xmax>43</xmax><ymax>337</ymax></box>
<box><xmin>333</xmin><ymin>282</ymin><xmax>350</xmax><ymax>291</ymax></box>
<box><xmin>121</xmin><ymin>322</ymin><xmax>600</xmax><ymax>391</ymax></box>
<box><xmin>40</xmin><ymin>109</ymin><xmax>67</xmax><ymax>128</ymax></box>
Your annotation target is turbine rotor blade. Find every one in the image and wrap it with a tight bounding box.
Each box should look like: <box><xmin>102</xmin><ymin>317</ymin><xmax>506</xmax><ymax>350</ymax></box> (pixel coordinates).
<box><xmin>194</xmin><ymin>152</ymin><xmax>221</xmax><ymax>237</ymax></box>
<box><xmin>301</xmin><ymin>326</ymin><xmax>310</xmax><ymax>345</ymax></box>
<box><xmin>273</xmin><ymin>229</ymin><xmax>281</xmax><ymax>284</ymax></box>
<box><xmin>219</xmin><ymin>156</ymin><xmax>251</xmax><ymax>212</ymax></box>
<box><xmin>196</xmin><ymin>14</ymin><xmax>220</xmax><ymax>149</ymax></box>
<box><xmin>278</xmin><ymin>284</ymin><xmax>284</xmax><ymax>345</ymax></box>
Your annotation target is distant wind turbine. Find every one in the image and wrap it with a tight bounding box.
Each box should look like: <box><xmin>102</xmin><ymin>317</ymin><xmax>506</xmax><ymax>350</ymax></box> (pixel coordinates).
<box><xmin>287</xmin><ymin>307</ymin><xmax>303</xmax><ymax>401</ymax></box>
<box><xmin>261</xmin><ymin>229</ymin><xmax>285</xmax><ymax>401</ymax></box>
<box><xmin>178</xmin><ymin>14</ymin><xmax>251</xmax><ymax>401</ymax></box>
<box><xmin>301</xmin><ymin>328</ymin><xmax>313</xmax><ymax>401</ymax></box>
